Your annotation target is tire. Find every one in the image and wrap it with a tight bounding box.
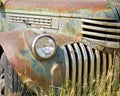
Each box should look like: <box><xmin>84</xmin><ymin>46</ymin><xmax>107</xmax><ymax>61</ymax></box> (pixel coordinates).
<box><xmin>0</xmin><ymin>53</ymin><xmax>36</xmax><ymax>96</ymax></box>
<box><xmin>0</xmin><ymin>54</ymin><xmax>4</xmax><ymax>96</ymax></box>
<box><xmin>0</xmin><ymin>53</ymin><xmax>22</xmax><ymax>95</ymax></box>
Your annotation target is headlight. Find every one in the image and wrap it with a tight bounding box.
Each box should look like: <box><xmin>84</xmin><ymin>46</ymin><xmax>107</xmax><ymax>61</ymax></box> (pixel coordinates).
<box><xmin>32</xmin><ymin>34</ymin><xmax>56</xmax><ymax>60</ymax></box>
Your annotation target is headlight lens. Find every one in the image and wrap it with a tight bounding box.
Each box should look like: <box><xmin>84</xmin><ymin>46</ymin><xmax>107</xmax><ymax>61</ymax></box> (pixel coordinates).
<box><xmin>32</xmin><ymin>34</ymin><xmax>56</xmax><ymax>60</ymax></box>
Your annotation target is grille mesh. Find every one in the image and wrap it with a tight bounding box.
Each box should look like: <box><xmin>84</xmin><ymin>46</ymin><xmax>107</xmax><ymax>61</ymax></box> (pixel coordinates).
<box><xmin>63</xmin><ymin>42</ymin><xmax>115</xmax><ymax>92</ymax></box>
<box><xmin>81</xmin><ymin>19</ymin><xmax>120</xmax><ymax>48</ymax></box>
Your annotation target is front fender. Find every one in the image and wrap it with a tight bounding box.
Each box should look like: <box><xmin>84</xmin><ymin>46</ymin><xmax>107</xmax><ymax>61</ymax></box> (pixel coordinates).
<box><xmin>0</xmin><ymin>30</ymin><xmax>81</xmax><ymax>90</ymax></box>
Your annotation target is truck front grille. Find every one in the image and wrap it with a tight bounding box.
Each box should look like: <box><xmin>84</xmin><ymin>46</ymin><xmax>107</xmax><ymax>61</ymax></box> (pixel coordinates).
<box><xmin>63</xmin><ymin>42</ymin><xmax>119</xmax><ymax>91</ymax></box>
<box><xmin>81</xmin><ymin>19</ymin><xmax>120</xmax><ymax>48</ymax></box>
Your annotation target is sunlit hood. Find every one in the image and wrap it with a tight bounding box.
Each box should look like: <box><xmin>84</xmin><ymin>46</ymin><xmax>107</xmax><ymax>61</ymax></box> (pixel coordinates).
<box><xmin>4</xmin><ymin>0</ymin><xmax>119</xmax><ymax>19</ymax></box>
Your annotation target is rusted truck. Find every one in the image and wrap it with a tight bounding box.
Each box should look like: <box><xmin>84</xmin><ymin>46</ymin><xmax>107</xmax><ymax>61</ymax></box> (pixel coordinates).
<box><xmin>0</xmin><ymin>0</ymin><xmax>120</xmax><ymax>95</ymax></box>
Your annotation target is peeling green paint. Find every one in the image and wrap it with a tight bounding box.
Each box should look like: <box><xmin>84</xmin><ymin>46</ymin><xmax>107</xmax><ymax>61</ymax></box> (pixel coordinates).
<box><xmin>20</xmin><ymin>45</ymin><xmax>64</xmax><ymax>78</ymax></box>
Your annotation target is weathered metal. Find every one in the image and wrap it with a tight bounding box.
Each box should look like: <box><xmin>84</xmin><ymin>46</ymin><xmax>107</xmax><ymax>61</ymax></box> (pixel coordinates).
<box><xmin>5</xmin><ymin>0</ymin><xmax>109</xmax><ymax>12</ymax></box>
<box><xmin>81</xmin><ymin>18</ymin><xmax>120</xmax><ymax>49</ymax></box>
<box><xmin>0</xmin><ymin>30</ymin><xmax>82</xmax><ymax>90</ymax></box>
<box><xmin>0</xmin><ymin>0</ymin><xmax>119</xmax><ymax>95</ymax></box>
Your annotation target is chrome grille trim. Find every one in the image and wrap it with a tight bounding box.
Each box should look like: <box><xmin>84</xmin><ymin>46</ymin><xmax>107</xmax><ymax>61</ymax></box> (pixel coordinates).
<box><xmin>82</xmin><ymin>25</ymin><xmax>120</xmax><ymax>33</ymax></box>
<box><xmin>81</xmin><ymin>19</ymin><xmax>120</xmax><ymax>27</ymax></box>
<box><xmin>102</xmin><ymin>53</ymin><xmax>107</xmax><ymax>79</ymax></box>
<box><xmin>108</xmin><ymin>54</ymin><xmax>112</xmax><ymax>71</ymax></box>
<box><xmin>82</xmin><ymin>30</ymin><xmax>120</xmax><ymax>40</ymax></box>
<box><xmin>63</xmin><ymin>42</ymin><xmax>115</xmax><ymax>89</ymax></box>
<box><xmin>63</xmin><ymin>46</ymin><xmax>69</xmax><ymax>87</ymax></box>
<box><xmin>95</xmin><ymin>50</ymin><xmax>100</xmax><ymax>82</ymax></box>
<box><xmin>79</xmin><ymin>43</ymin><xmax>88</xmax><ymax>87</ymax></box>
<box><xmin>81</xmin><ymin>19</ymin><xmax>120</xmax><ymax>48</ymax></box>
<box><xmin>67</xmin><ymin>44</ymin><xmax>76</xmax><ymax>86</ymax></box>
<box><xmin>87</xmin><ymin>46</ymin><xmax>95</xmax><ymax>85</ymax></box>
<box><xmin>73</xmin><ymin>43</ymin><xmax>82</xmax><ymax>86</ymax></box>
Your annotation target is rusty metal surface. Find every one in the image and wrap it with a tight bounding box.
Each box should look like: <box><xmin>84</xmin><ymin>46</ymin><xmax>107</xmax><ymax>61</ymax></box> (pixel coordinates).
<box><xmin>0</xmin><ymin>0</ymin><xmax>119</xmax><ymax>93</ymax></box>
<box><xmin>0</xmin><ymin>31</ymin><xmax>49</xmax><ymax>90</ymax></box>
<box><xmin>24</xmin><ymin>30</ymin><xmax>82</xmax><ymax>47</ymax></box>
<box><xmin>5</xmin><ymin>0</ymin><xmax>109</xmax><ymax>12</ymax></box>
<box><xmin>0</xmin><ymin>30</ymin><xmax>82</xmax><ymax>90</ymax></box>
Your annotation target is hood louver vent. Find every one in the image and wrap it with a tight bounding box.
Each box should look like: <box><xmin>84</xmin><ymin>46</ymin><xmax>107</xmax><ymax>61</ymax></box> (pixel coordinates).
<box><xmin>81</xmin><ymin>19</ymin><xmax>120</xmax><ymax>48</ymax></box>
<box><xmin>8</xmin><ymin>14</ymin><xmax>52</xmax><ymax>28</ymax></box>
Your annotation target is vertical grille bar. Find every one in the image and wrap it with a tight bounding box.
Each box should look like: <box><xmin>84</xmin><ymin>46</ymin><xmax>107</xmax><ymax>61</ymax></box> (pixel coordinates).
<box><xmin>73</xmin><ymin>43</ymin><xmax>82</xmax><ymax>85</ymax></box>
<box><xmin>67</xmin><ymin>44</ymin><xmax>76</xmax><ymax>86</ymax></box>
<box><xmin>108</xmin><ymin>54</ymin><xmax>112</xmax><ymax>70</ymax></box>
<box><xmin>107</xmin><ymin>53</ymin><xmax>113</xmax><ymax>92</ymax></box>
<box><xmin>63</xmin><ymin>46</ymin><xmax>69</xmax><ymax>87</ymax></box>
<box><xmin>87</xmin><ymin>46</ymin><xmax>95</xmax><ymax>85</ymax></box>
<box><xmin>73</xmin><ymin>43</ymin><xmax>82</xmax><ymax>95</ymax></box>
<box><xmin>102</xmin><ymin>53</ymin><xmax>107</xmax><ymax>79</ymax></box>
<box><xmin>95</xmin><ymin>50</ymin><xmax>101</xmax><ymax>83</ymax></box>
<box><xmin>79</xmin><ymin>43</ymin><xmax>88</xmax><ymax>88</ymax></box>
<box><xmin>113</xmin><ymin>54</ymin><xmax>120</xmax><ymax>85</ymax></box>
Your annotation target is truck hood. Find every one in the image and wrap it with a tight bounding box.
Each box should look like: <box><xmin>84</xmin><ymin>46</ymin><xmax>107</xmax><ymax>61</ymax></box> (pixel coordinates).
<box><xmin>4</xmin><ymin>0</ymin><xmax>109</xmax><ymax>12</ymax></box>
<box><xmin>4</xmin><ymin>0</ymin><xmax>119</xmax><ymax>19</ymax></box>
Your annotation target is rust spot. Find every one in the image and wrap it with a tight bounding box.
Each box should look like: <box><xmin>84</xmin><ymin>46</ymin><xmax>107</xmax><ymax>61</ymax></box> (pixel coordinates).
<box><xmin>51</xmin><ymin>64</ymin><xmax>63</xmax><ymax>84</ymax></box>
<box><xmin>5</xmin><ymin>0</ymin><xmax>109</xmax><ymax>12</ymax></box>
<box><xmin>24</xmin><ymin>30</ymin><xmax>37</xmax><ymax>47</ymax></box>
<box><xmin>24</xmin><ymin>30</ymin><xmax>82</xmax><ymax>47</ymax></box>
<box><xmin>50</xmin><ymin>33</ymin><xmax>82</xmax><ymax>46</ymax></box>
<box><xmin>0</xmin><ymin>31</ymin><xmax>51</xmax><ymax>91</ymax></box>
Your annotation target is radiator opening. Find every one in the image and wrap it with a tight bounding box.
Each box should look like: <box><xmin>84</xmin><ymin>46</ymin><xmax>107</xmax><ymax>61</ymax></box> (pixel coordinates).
<box><xmin>83</xmin><ymin>22</ymin><xmax>119</xmax><ymax>29</ymax></box>
<box><xmin>94</xmin><ymin>49</ymin><xmax>97</xmax><ymax>80</ymax></box>
<box><xmin>106</xmin><ymin>54</ymin><xmax>109</xmax><ymax>75</ymax></box>
<box><xmin>83</xmin><ymin>28</ymin><xmax>120</xmax><ymax>36</ymax></box>
<box><xmin>83</xmin><ymin>34</ymin><xmax>120</xmax><ymax>42</ymax></box>
<box><xmin>100</xmin><ymin>52</ymin><xmax>103</xmax><ymax>79</ymax></box>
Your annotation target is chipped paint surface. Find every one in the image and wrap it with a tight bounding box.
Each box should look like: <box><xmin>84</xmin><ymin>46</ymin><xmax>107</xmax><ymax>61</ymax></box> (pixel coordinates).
<box><xmin>5</xmin><ymin>0</ymin><xmax>109</xmax><ymax>12</ymax></box>
<box><xmin>0</xmin><ymin>30</ymin><xmax>81</xmax><ymax>90</ymax></box>
<box><xmin>0</xmin><ymin>0</ymin><xmax>119</xmax><ymax>92</ymax></box>
<box><xmin>4</xmin><ymin>0</ymin><xmax>117</xmax><ymax>20</ymax></box>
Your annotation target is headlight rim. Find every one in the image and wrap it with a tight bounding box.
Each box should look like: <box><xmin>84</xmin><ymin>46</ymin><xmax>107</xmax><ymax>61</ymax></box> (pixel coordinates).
<box><xmin>32</xmin><ymin>34</ymin><xmax>56</xmax><ymax>60</ymax></box>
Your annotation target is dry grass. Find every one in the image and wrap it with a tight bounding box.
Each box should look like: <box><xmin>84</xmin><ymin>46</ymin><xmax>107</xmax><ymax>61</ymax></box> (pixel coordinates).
<box><xmin>7</xmin><ymin>52</ymin><xmax>120</xmax><ymax>96</ymax></box>
<box><xmin>37</xmin><ymin>65</ymin><xmax>120</xmax><ymax>96</ymax></box>
<box><xmin>6</xmin><ymin>63</ymin><xmax>120</xmax><ymax>96</ymax></box>
<box><xmin>39</xmin><ymin>52</ymin><xmax>120</xmax><ymax>96</ymax></box>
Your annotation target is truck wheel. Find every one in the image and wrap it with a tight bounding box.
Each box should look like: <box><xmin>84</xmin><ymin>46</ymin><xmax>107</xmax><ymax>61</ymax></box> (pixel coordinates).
<box><xmin>0</xmin><ymin>53</ymin><xmax>36</xmax><ymax>96</ymax></box>
<box><xmin>0</xmin><ymin>53</ymin><xmax>22</xmax><ymax>95</ymax></box>
<box><xmin>0</xmin><ymin>54</ymin><xmax>4</xmax><ymax>96</ymax></box>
